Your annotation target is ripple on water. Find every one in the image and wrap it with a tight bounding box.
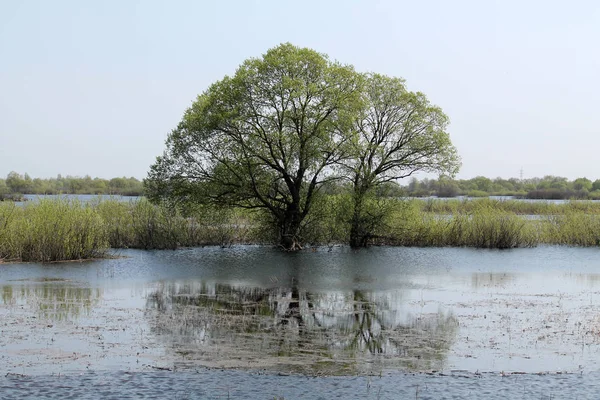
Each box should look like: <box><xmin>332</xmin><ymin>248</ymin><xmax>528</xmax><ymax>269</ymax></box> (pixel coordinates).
<box><xmin>2</xmin><ymin>246</ymin><xmax>600</xmax><ymax>377</ymax></box>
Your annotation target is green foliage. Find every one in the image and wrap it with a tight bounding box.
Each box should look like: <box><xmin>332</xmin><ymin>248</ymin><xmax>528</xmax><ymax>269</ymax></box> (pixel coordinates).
<box><xmin>0</xmin><ymin>199</ymin><xmax>266</xmax><ymax>262</ymax></box>
<box><xmin>380</xmin><ymin>201</ymin><xmax>538</xmax><ymax>248</ymax></box>
<box><xmin>466</xmin><ymin>190</ymin><xmax>488</xmax><ymax>198</ymax></box>
<box><xmin>0</xmin><ymin>179</ymin><xmax>9</xmax><ymax>196</ymax></box>
<box><xmin>146</xmin><ymin>43</ymin><xmax>364</xmax><ymax>250</ymax></box>
<box><xmin>1</xmin><ymin>172</ymin><xmax>144</xmax><ymax>196</ymax></box>
<box><xmin>96</xmin><ymin>199</ymin><xmax>259</xmax><ymax>249</ymax></box>
<box><xmin>415</xmin><ymin>198</ymin><xmax>600</xmax><ymax>215</ymax></box>
<box><xmin>3</xmin><ymin>197</ymin><xmax>600</xmax><ymax>262</ymax></box>
<box><xmin>540</xmin><ymin>211</ymin><xmax>600</xmax><ymax>246</ymax></box>
<box><xmin>402</xmin><ymin>175</ymin><xmax>600</xmax><ymax>199</ymax></box>
<box><xmin>344</xmin><ymin>73</ymin><xmax>460</xmax><ymax>246</ymax></box>
<box><xmin>301</xmin><ymin>193</ymin><xmax>351</xmax><ymax>245</ymax></box>
<box><xmin>147</xmin><ymin>45</ymin><xmax>461</xmax><ymax>249</ymax></box>
<box><xmin>573</xmin><ymin>177</ymin><xmax>593</xmax><ymax>192</ymax></box>
<box><xmin>0</xmin><ymin>199</ymin><xmax>109</xmax><ymax>262</ymax></box>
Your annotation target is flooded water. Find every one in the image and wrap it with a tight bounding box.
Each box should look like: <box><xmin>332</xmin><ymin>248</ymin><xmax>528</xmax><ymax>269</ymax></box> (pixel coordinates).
<box><xmin>16</xmin><ymin>194</ymin><xmax>140</xmax><ymax>206</ymax></box>
<box><xmin>2</xmin><ymin>246</ymin><xmax>600</xmax><ymax>397</ymax></box>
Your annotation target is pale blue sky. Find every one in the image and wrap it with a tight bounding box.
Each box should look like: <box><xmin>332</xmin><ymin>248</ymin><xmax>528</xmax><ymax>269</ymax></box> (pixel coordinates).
<box><xmin>1</xmin><ymin>0</ymin><xmax>598</xmax><ymax>180</ymax></box>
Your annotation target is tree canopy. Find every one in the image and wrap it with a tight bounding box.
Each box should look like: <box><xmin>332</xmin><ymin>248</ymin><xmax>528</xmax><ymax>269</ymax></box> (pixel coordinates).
<box><xmin>343</xmin><ymin>74</ymin><xmax>460</xmax><ymax>246</ymax></box>
<box><xmin>146</xmin><ymin>43</ymin><xmax>460</xmax><ymax>250</ymax></box>
<box><xmin>146</xmin><ymin>43</ymin><xmax>363</xmax><ymax>249</ymax></box>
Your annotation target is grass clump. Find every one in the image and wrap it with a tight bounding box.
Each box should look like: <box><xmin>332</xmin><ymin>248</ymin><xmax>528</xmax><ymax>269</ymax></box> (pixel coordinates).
<box><xmin>96</xmin><ymin>199</ymin><xmax>188</xmax><ymax>249</ymax></box>
<box><xmin>96</xmin><ymin>199</ymin><xmax>257</xmax><ymax>249</ymax></box>
<box><xmin>540</xmin><ymin>211</ymin><xmax>600</xmax><ymax>246</ymax></box>
<box><xmin>418</xmin><ymin>198</ymin><xmax>600</xmax><ymax>215</ymax></box>
<box><xmin>358</xmin><ymin>200</ymin><xmax>537</xmax><ymax>248</ymax></box>
<box><xmin>0</xmin><ymin>199</ymin><xmax>109</xmax><ymax>262</ymax></box>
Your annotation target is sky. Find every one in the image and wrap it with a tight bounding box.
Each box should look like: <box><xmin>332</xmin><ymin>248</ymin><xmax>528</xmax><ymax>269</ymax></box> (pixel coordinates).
<box><xmin>1</xmin><ymin>0</ymin><xmax>599</xmax><ymax>181</ymax></box>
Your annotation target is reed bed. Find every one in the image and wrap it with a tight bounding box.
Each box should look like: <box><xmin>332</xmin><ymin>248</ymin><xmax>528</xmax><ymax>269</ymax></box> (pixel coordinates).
<box><xmin>539</xmin><ymin>211</ymin><xmax>600</xmax><ymax>246</ymax></box>
<box><xmin>0</xmin><ymin>199</ymin><xmax>108</xmax><ymax>262</ymax></box>
<box><xmin>0</xmin><ymin>198</ymin><xmax>260</xmax><ymax>262</ymax></box>
<box><xmin>418</xmin><ymin>198</ymin><xmax>600</xmax><ymax>215</ymax></box>
<box><xmin>95</xmin><ymin>199</ymin><xmax>259</xmax><ymax>249</ymax></box>
<box><xmin>382</xmin><ymin>202</ymin><xmax>539</xmax><ymax>248</ymax></box>
<box><xmin>2</xmin><ymin>197</ymin><xmax>600</xmax><ymax>263</ymax></box>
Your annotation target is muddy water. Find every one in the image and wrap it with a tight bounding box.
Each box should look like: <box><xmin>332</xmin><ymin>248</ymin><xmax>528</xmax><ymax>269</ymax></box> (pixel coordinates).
<box><xmin>2</xmin><ymin>246</ymin><xmax>600</xmax><ymax>396</ymax></box>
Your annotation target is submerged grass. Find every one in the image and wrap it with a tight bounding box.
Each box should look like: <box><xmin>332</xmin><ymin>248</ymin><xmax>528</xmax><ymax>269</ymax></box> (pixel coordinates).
<box><xmin>1</xmin><ymin>197</ymin><xmax>600</xmax><ymax>262</ymax></box>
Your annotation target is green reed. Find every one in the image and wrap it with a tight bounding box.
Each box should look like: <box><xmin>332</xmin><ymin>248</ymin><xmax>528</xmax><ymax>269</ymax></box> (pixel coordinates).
<box><xmin>419</xmin><ymin>198</ymin><xmax>600</xmax><ymax>215</ymax></box>
<box><xmin>96</xmin><ymin>199</ymin><xmax>259</xmax><ymax>249</ymax></box>
<box><xmin>3</xmin><ymin>196</ymin><xmax>600</xmax><ymax>263</ymax></box>
<box><xmin>0</xmin><ymin>199</ymin><xmax>109</xmax><ymax>262</ymax></box>
<box><xmin>539</xmin><ymin>211</ymin><xmax>600</xmax><ymax>246</ymax></box>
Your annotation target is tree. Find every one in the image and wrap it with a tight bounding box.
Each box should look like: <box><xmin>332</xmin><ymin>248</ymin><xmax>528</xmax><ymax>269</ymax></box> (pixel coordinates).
<box><xmin>573</xmin><ymin>177</ymin><xmax>592</xmax><ymax>192</ymax></box>
<box><xmin>6</xmin><ymin>171</ymin><xmax>31</xmax><ymax>193</ymax></box>
<box><xmin>0</xmin><ymin>179</ymin><xmax>8</xmax><ymax>196</ymax></box>
<box><xmin>471</xmin><ymin>176</ymin><xmax>493</xmax><ymax>192</ymax></box>
<box><xmin>343</xmin><ymin>74</ymin><xmax>460</xmax><ymax>248</ymax></box>
<box><xmin>145</xmin><ymin>43</ymin><xmax>363</xmax><ymax>250</ymax></box>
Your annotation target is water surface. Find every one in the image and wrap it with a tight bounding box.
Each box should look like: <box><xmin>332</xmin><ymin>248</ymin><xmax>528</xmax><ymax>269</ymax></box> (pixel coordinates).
<box><xmin>2</xmin><ymin>246</ymin><xmax>600</xmax><ymax>376</ymax></box>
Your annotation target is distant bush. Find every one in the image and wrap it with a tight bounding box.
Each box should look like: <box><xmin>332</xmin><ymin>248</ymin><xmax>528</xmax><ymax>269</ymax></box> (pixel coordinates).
<box><xmin>588</xmin><ymin>190</ymin><xmax>600</xmax><ymax>200</ymax></box>
<box><xmin>466</xmin><ymin>190</ymin><xmax>488</xmax><ymax>198</ymax></box>
<box><xmin>526</xmin><ymin>189</ymin><xmax>589</xmax><ymax>200</ymax></box>
<box><xmin>0</xmin><ymin>193</ymin><xmax>25</xmax><ymax>202</ymax></box>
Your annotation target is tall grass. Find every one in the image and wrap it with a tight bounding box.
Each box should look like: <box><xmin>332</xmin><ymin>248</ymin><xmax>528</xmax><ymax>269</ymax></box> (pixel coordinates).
<box><xmin>96</xmin><ymin>199</ymin><xmax>259</xmax><ymax>249</ymax></box>
<box><xmin>419</xmin><ymin>198</ymin><xmax>600</xmax><ymax>215</ymax></box>
<box><xmin>303</xmin><ymin>198</ymin><xmax>540</xmax><ymax>249</ymax></box>
<box><xmin>0</xmin><ymin>199</ymin><xmax>108</xmax><ymax>262</ymax></box>
<box><xmin>380</xmin><ymin>201</ymin><xmax>538</xmax><ymax>248</ymax></box>
<box><xmin>0</xmin><ymin>198</ymin><xmax>261</xmax><ymax>262</ymax></box>
<box><xmin>540</xmin><ymin>211</ymin><xmax>600</xmax><ymax>246</ymax></box>
<box><xmin>2</xmin><ymin>196</ymin><xmax>600</xmax><ymax>263</ymax></box>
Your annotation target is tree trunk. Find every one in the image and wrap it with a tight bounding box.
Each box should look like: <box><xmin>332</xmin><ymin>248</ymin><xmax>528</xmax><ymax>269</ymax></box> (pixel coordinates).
<box><xmin>349</xmin><ymin>186</ymin><xmax>370</xmax><ymax>248</ymax></box>
<box><xmin>279</xmin><ymin>206</ymin><xmax>303</xmax><ymax>251</ymax></box>
<box><xmin>349</xmin><ymin>224</ymin><xmax>368</xmax><ymax>248</ymax></box>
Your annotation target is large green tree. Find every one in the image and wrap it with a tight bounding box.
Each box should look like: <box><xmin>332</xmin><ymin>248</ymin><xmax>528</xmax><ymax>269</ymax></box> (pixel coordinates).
<box><xmin>343</xmin><ymin>74</ymin><xmax>460</xmax><ymax>248</ymax></box>
<box><xmin>145</xmin><ymin>43</ymin><xmax>363</xmax><ymax>250</ymax></box>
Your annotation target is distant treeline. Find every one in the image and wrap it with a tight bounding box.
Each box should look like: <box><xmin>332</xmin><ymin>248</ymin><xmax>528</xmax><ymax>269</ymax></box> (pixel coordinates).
<box><xmin>2</xmin><ymin>171</ymin><xmax>600</xmax><ymax>201</ymax></box>
<box><xmin>401</xmin><ymin>175</ymin><xmax>600</xmax><ymax>200</ymax></box>
<box><xmin>0</xmin><ymin>171</ymin><xmax>144</xmax><ymax>198</ymax></box>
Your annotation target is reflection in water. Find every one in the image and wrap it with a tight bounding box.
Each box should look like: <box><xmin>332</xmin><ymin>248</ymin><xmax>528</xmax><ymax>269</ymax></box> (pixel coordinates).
<box><xmin>1</xmin><ymin>282</ymin><xmax>102</xmax><ymax>321</ymax></box>
<box><xmin>145</xmin><ymin>281</ymin><xmax>458</xmax><ymax>374</ymax></box>
<box><xmin>573</xmin><ymin>273</ymin><xmax>600</xmax><ymax>287</ymax></box>
<box><xmin>471</xmin><ymin>272</ymin><xmax>515</xmax><ymax>289</ymax></box>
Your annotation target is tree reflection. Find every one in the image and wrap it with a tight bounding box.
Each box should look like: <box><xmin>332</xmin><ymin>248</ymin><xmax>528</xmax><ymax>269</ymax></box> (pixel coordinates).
<box><xmin>0</xmin><ymin>282</ymin><xmax>101</xmax><ymax>321</ymax></box>
<box><xmin>471</xmin><ymin>272</ymin><xmax>514</xmax><ymax>289</ymax></box>
<box><xmin>145</xmin><ymin>281</ymin><xmax>458</xmax><ymax>374</ymax></box>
